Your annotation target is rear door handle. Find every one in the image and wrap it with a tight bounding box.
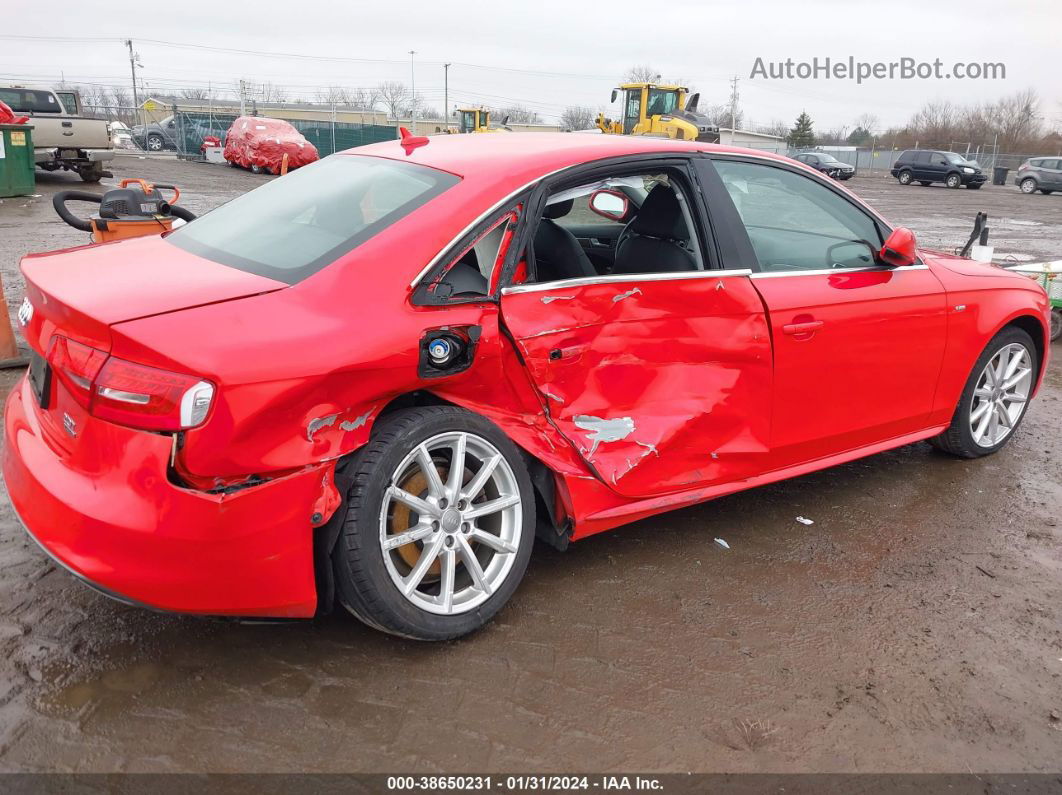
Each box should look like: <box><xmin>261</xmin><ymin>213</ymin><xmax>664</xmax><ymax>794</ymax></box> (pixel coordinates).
<box><xmin>783</xmin><ymin>320</ymin><xmax>824</xmax><ymax>335</ymax></box>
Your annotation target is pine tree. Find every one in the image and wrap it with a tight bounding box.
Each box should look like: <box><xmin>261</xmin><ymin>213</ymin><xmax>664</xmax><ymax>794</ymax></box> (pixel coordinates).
<box><xmin>787</xmin><ymin>111</ymin><xmax>815</xmax><ymax>148</ymax></box>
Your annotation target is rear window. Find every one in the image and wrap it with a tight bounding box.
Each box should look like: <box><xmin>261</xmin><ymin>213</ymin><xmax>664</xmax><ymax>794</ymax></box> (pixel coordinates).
<box><xmin>167</xmin><ymin>155</ymin><xmax>460</xmax><ymax>284</ymax></box>
<box><xmin>0</xmin><ymin>88</ymin><xmax>63</xmax><ymax>113</ymax></box>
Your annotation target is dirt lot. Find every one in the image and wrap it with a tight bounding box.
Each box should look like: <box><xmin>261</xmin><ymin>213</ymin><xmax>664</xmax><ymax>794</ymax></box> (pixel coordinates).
<box><xmin>0</xmin><ymin>155</ymin><xmax>1059</xmax><ymax>773</ymax></box>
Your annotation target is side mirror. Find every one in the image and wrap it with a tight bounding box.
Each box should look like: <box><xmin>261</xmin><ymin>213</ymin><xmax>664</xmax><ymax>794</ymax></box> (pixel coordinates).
<box><xmin>610</xmin><ymin>89</ymin><xmax>618</xmax><ymax>103</ymax></box>
<box><xmin>879</xmin><ymin>227</ymin><xmax>917</xmax><ymax>266</ymax></box>
<box><xmin>686</xmin><ymin>92</ymin><xmax>700</xmax><ymax>112</ymax></box>
<box><xmin>588</xmin><ymin>189</ymin><xmax>629</xmax><ymax>221</ymax></box>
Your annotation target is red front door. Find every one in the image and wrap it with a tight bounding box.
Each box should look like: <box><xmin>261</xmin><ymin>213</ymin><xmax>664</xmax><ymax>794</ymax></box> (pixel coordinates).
<box><xmin>751</xmin><ymin>267</ymin><xmax>948</xmax><ymax>465</ymax></box>
<box><xmin>500</xmin><ymin>271</ymin><xmax>773</xmax><ymax>498</ymax></box>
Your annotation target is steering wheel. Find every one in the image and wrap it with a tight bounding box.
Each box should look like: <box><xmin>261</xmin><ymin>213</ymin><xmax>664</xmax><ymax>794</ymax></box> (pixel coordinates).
<box><xmin>825</xmin><ymin>239</ymin><xmax>876</xmax><ymax>269</ymax></box>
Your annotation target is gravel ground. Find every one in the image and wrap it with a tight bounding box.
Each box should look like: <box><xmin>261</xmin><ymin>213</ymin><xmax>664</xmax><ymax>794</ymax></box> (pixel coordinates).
<box><xmin>0</xmin><ymin>154</ymin><xmax>1059</xmax><ymax>773</ymax></box>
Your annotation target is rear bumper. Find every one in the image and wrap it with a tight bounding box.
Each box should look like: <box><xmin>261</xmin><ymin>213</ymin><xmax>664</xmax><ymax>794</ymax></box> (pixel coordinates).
<box><xmin>33</xmin><ymin>147</ymin><xmax>115</xmax><ymax>164</ymax></box>
<box><xmin>2</xmin><ymin>375</ymin><xmax>321</xmax><ymax>618</ymax></box>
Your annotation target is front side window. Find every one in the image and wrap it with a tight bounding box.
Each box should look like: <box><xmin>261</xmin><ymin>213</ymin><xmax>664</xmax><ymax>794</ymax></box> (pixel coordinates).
<box><xmin>714</xmin><ymin>160</ymin><xmax>883</xmax><ymax>272</ymax></box>
<box><xmin>168</xmin><ymin>155</ymin><xmax>460</xmax><ymax>284</ymax></box>
<box><xmin>646</xmin><ymin>89</ymin><xmax>679</xmax><ymax>116</ymax></box>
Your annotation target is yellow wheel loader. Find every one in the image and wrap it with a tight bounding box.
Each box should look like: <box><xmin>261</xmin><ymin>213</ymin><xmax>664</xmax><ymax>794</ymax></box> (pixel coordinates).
<box><xmin>596</xmin><ymin>83</ymin><xmax>719</xmax><ymax>143</ymax></box>
<box><xmin>450</xmin><ymin>108</ymin><xmax>511</xmax><ymax>134</ymax></box>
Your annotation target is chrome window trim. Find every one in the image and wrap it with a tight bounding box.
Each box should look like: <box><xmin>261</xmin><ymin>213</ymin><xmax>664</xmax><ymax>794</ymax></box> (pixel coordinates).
<box><xmin>749</xmin><ymin>264</ymin><xmax>929</xmax><ymax>279</ymax></box>
<box><xmin>408</xmin><ymin>167</ymin><xmax>568</xmax><ymax>289</ymax></box>
<box><xmin>501</xmin><ymin>268</ymin><xmax>753</xmax><ymax>296</ymax></box>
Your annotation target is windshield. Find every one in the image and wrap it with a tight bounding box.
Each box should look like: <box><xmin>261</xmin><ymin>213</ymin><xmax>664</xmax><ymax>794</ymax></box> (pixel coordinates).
<box><xmin>944</xmin><ymin>152</ymin><xmax>969</xmax><ymax>165</ymax></box>
<box><xmin>0</xmin><ymin>88</ymin><xmax>63</xmax><ymax>114</ymax></box>
<box><xmin>817</xmin><ymin>154</ymin><xmax>840</xmax><ymax>163</ymax></box>
<box><xmin>167</xmin><ymin>155</ymin><xmax>460</xmax><ymax>284</ymax></box>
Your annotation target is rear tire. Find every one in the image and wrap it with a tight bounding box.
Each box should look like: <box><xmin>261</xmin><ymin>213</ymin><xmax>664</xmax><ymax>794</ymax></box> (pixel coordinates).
<box><xmin>79</xmin><ymin>164</ymin><xmax>103</xmax><ymax>183</ymax></box>
<box><xmin>1040</xmin><ymin>189</ymin><xmax>1053</xmax><ymax>195</ymax></box>
<box><xmin>1050</xmin><ymin>308</ymin><xmax>1061</xmax><ymax>342</ymax></box>
<box><xmin>1020</xmin><ymin>178</ymin><xmax>1037</xmax><ymax>194</ymax></box>
<box><xmin>929</xmin><ymin>327</ymin><xmax>1037</xmax><ymax>458</ymax></box>
<box><xmin>332</xmin><ymin>406</ymin><xmax>535</xmax><ymax>640</ymax></box>
<box><xmin>898</xmin><ymin>170</ymin><xmax>914</xmax><ymax>185</ymax></box>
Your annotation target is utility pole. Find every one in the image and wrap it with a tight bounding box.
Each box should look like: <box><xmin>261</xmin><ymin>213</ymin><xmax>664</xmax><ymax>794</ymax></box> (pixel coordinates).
<box><xmin>729</xmin><ymin>75</ymin><xmax>739</xmax><ymax>141</ymax></box>
<box><xmin>239</xmin><ymin>79</ymin><xmax>247</xmax><ymax>116</ymax></box>
<box><xmin>125</xmin><ymin>39</ymin><xmax>140</xmax><ymax>129</ymax></box>
<box><xmin>444</xmin><ymin>62</ymin><xmax>451</xmax><ymax>132</ymax></box>
<box><xmin>409</xmin><ymin>50</ymin><xmax>417</xmax><ymax>134</ymax></box>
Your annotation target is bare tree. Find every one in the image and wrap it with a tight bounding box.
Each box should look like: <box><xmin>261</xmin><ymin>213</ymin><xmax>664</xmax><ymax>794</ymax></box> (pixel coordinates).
<box><xmin>560</xmin><ymin>105</ymin><xmax>596</xmax><ymax>131</ymax></box>
<box><xmin>180</xmin><ymin>87</ymin><xmax>210</xmax><ymax>100</ymax></box>
<box><xmin>853</xmin><ymin>112</ymin><xmax>880</xmax><ymax>136</ymax></box>
<box><xmin>377</xmin><ymin>81</ymin><xmax>411</xmax><ymax>119</ymax></box>
<box><xmin>624</xmin><ymin>64</ymin><xmax>661</xmax><ymax>83</ymax></box>
<box><xmin>259</xmin><ymin>82</ymin><xmax>288</xmax><ymax>104</ymax></box>
<box><xmin>315</xmin><ymin>85</ymin><xmax>349</xmax><ymax>106</ymax></box>
<box><xmin>491</xmin><ymin>104</ymin><xmax>541</xmax><ymax>124</ymax></box>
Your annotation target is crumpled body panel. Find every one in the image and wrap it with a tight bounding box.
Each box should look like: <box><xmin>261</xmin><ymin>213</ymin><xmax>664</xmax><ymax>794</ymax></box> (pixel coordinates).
<box><xmin>500</xmin><ymin>273</ymin><xmax>773</xmax><ymax>498</ymax></box>
<box><xmin>223</xmin><ymin>116</ymin><xmax>319</xmax><ymax>174</ymax></box>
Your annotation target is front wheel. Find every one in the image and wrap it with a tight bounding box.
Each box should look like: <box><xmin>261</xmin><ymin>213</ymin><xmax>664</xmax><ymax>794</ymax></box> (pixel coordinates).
<box><xmin>332</xmin><ymin>406</ymin><xmax>535</xmax><ymax>640</ymax></box>
<box><xmin>1050</xmin><ymin>308</ymin><xmax>1061</xmax><ymax>342</ymax></box>
<box><xmin>945</xmin><ymin>173</ymin><xmax>962</xmax><ymax>188</ymax></box>
<box><xmin>930</xmin><ymin>327</ymin><xmax>1037</xmax><ymax>458</ymax></box>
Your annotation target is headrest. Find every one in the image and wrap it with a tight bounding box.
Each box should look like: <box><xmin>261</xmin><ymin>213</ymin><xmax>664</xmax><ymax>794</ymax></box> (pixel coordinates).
<box><xmin>629</xmin><ymin>186</ymin><xmax>687</xmax><ymax>240</ymax></box>
<box><xmin>543</xmin><ymin>199</ymin><xmax>574</xmax><ymax>219</ymax></box>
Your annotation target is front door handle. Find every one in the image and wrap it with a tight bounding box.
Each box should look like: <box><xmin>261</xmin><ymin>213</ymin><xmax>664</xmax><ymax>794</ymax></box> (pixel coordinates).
<box><xmin>783</xmin><ymin>320</ymin><xmax>824</xmax><ymax>335</ymax></box>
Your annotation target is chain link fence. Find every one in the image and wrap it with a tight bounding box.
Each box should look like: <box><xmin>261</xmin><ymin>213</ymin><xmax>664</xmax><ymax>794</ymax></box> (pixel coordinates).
<box><xmin>79</xmin><ymin>103</ymin><xmax>397</xmax><ymax>159</ymax></box>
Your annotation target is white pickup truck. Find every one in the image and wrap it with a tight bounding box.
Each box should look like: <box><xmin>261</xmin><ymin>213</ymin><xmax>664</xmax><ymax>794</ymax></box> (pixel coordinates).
<box><xmin>0</xmin><ymin>86</ymin><xmax>114</xmax><ymax>182</ymax></box>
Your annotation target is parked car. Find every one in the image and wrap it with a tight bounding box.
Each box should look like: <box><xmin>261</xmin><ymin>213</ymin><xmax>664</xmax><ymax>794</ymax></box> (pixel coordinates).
<box><xmin>223</xmin><ymin>116</ymin><xmax>319</xmax><ymax>174</ymax></box>
<box><xmin>891</xmin><ymin>149</ymin><xmax>986</xmax><ymax>189</ymax></box>
<box><xmin>792</xmin><ymin>151</ymin><xmax>855</xmax><ymax>179</ymax></box>
<box><xmin>109</xmin><ymin>121</ymin><xmax>134</xmax><ymax>149</ymax></box>
<box><xmin>5</xmin><ymin>134</ymin><xmax>1050</xmax><ymax>640</ymax></box>
<box><xmin>0</xmin><ymin>85</ymin><xmax>114</xmax><ymax>182</ymax></box>
<box><xmin>131</xmin><ymin>115</ymin><xmax>179</xmax><ymax>152</ymax></box>
<box><xmin>1014</xmin><ymin>157</ymin><xmax>1062</xmax><ymax>194</ymax></box>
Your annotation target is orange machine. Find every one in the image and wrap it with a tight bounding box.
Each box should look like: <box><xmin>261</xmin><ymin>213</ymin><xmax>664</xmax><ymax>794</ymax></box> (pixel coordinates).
<box><xmin>53</xmin><ymin>178</ymin><xmax>196</xmax><ymax>243</ymax></box>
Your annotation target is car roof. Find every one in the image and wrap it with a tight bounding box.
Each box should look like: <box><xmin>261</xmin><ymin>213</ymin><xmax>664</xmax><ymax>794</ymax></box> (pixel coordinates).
<box><xmin>341</xmin><ymin>132</ymin><xmax>791</xmax><ymax>188</ymax></box>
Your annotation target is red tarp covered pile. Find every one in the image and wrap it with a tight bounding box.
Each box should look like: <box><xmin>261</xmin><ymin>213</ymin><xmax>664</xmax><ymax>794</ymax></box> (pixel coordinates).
<box><xmin>0</xmin><ymin>101</ymin><xmax>29</xmax><ymax>125</ymax></box>
<box><xmin>223</xmin><ymin>116</ymin><xmax>319</xmax><ymax>174</ymax></box>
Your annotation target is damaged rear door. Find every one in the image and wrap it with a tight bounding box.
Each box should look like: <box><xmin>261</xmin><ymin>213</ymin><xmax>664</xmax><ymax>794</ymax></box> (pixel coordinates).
<box><xmin>499</xmin><ymin>271</ymin><xmax>772</xmax><ymax>498</ymax></box>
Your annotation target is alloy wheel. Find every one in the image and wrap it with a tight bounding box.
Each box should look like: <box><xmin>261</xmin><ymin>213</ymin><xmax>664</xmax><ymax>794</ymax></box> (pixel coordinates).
<box><xmin>1020</xmin><ymin>178</ymin><xmax>1036</xmax><ymax>194</ymax></box>
<box><xmin>379</xmin><ymin>432</ymin><xmax>522</xmax><ymax>615</ymax></box>
<box><xmin>969</xmin><ymin>342</ymin><xmax>1032</xmax><ymax>448</ymax></box>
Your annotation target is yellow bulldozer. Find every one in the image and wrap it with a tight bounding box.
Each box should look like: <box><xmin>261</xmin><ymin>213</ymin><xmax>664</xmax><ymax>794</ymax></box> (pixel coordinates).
<box><xmin>451</xmin><ymin>108</ymin><xmax>510</xmax><ymax>134</ymax></box>
<box><xmin>596</xmin><ymin>83</ymin><xmax>720</xmax><ymax>143</ymax></box>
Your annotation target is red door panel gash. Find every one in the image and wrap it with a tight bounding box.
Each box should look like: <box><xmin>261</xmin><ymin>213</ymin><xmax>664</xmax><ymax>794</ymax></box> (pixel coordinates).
<box><xmin>500</xmin><ymin>272</ymin><xmax>772</xmax><ymax>498</ymax></box>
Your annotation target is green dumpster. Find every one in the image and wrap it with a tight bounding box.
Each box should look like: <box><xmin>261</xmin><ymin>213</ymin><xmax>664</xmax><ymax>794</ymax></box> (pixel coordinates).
<box><xmin>0</xmin><ymin>124</ymin><xmax>35</xmax><ymax>198</ymax></box>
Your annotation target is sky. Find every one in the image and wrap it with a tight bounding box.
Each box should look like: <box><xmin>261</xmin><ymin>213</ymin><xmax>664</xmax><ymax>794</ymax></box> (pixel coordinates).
<box><xmin>2</xmin><ymin>0</ymin><xmax>1059</xmax><ymax>134</ymax></box>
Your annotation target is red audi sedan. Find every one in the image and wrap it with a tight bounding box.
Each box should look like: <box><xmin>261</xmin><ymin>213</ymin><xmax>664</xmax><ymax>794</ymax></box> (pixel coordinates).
<box><xmin>3</xmin><ymin>133</ymin><xmax>1050</xmax><ymax>640</ymax></box>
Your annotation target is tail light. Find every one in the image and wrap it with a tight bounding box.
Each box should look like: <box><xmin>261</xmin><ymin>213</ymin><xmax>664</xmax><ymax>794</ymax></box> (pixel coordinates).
<box><xmin>46</xmin><ymin>335</ymin><xmax>214</xmax><ymax>431</ymax></box>
<box><xmin>1018</xmin><ymin>162</ymin><xmax>1029</xmax><ymax>171</ymax></box>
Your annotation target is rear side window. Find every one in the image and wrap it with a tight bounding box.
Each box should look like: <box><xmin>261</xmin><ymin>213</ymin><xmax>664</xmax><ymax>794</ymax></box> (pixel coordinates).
<box><xmin>897</xmin><ymin>151</ymin><xmax>912</xmax><ymax>162</ymax></box>
<box><xmin>0</xmin><ymin>88</ymin><xmax>62</xmax><ymax>113</ymax></box>
<box><xmin>167</xmin><ymin>155</ymin><xmax>460</xmax><ymax>284</ymax></box>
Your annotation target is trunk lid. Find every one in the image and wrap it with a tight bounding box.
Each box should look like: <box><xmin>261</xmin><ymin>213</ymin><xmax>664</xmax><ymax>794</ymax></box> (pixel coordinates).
<box><xmin>20</xmin><ymin>235</ymin><xmax>286</xmax><ymax>354</ymax></box>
